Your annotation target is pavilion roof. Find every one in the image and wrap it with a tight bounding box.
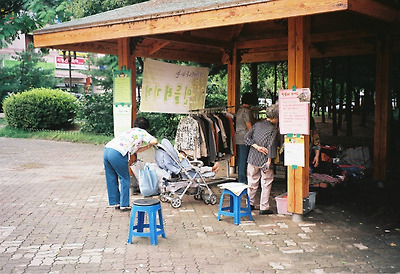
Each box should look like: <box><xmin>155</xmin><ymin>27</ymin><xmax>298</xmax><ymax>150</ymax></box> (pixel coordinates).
<box><xmin>33</xmin><ymin>0</ymin><xmax>400</xmax><ymax>64</ymax></box>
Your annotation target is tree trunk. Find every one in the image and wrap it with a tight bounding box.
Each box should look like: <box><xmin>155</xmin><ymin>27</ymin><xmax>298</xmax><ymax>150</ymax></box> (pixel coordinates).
<box><xmin>332</xmin><ymin>58</ymin><xmax>338</xmax><ymax>136</ymax></box>
<box><xmin>338</xmin><ymin>80</ymin><xmax>344</xmax><ymax>130</ymax></box>
<box><xmin>251</xmin><ymin>63</ymin><xmax>258</xmax><ymax>96</ymax></box>
<box><xmin>354</xmin><ymin>88</ymin><xmax>360</xmax><ymax>112</ymax></box>
<box><xmin>273</xmin><ymin>61</ymin><xmax>278</xmax><ymax>104</ymax></box>
<box><xmin>280</xmin><ymin>61</ymin><xmax>286</xmax><ymax>89</ymax></box>
<box><xmin>361</xmin><ymin>88</ymin><xmax>367</xmax><ymax>127</ymax></box>
<box><xmin>346</xmin><ymin>56</ymin><xmax>353</xmax><ymax>136</ymax></box>
<box><xmin>310</xmin><ymin>60</ymin><xmax>315</xmax><ymax>115</ymax></box>
<box><xmin>321</xmin><ymin>60</ymin><xmax>326</xmax><ymax>123</ymax></box>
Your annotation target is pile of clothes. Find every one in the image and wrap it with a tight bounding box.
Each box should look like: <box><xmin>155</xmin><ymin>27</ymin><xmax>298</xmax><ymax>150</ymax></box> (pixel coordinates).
<box><xmin>310</xmin><ymin>146</ymin><xmax>372</xmax><ymax>187</ymax></box>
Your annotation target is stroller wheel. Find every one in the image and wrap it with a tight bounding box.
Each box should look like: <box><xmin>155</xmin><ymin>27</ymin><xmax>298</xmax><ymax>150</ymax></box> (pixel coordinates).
<box><xmin>203</xmin><ymin>195</ymin><xmax>210</xmax><ymax>205</ymax></box>
<box><xmin>171</xmin><ymin>197</ymin><xmax>182</xmax><ymax>208</ymax></box>
<box><xmin>159</xmin><ymin>193</ymin><xmax>169</xmax><ymax>203</ymax></box>
<box><xmin>209</xmin><ymin>194</ymin><xmax>217</xmax><ymax>205</ymax></box>
<box><xmin>201</xmin><ymin>191</ymin><xmax>207</xmax><ymax>201</ymax></box>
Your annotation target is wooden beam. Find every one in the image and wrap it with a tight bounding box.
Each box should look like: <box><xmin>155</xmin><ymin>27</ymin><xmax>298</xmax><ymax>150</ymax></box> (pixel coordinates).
<box><xmin>34</xmin><ymin>0</ymin><xmax>348</xmax><ymax>48</ymax></box>
<box><xmin>240</xmin><ymin>37</ymin><xmax>377</xmax><ymax>63</ymax></box>
<box><xmin>236</xmin><ymin>37</ymin><xmax>288</xmax><ymax>50</ymax></box>
<box><xmin>135</xmin><ymin>45</ymin><xmax>223</xmax><ymax>64</ymax></box>
<box><xmin>148</xmin><ymin>40</ymin><xmax>170</xmax><ymax>55</ymax></box>
<box><xmin>228</xmin><ymin>24</ymin><xmax>244</xmax><ymax>41</ymax></box>
<box><xmin>147</xmin><ymin>33</ymin><xmax>233</xmax><ymax>50</ymax></box>
<box><xmin>41</xmin><ymin>41</ymin><xmax>118</xmax><ymax>55</ymax></box>
<box><xmin>373</xmin><ymin>34</ymin><xmax>391</xmax><ymax>181</ymax></box>
<box><xmin>311</xmin><ymin>30</ymin><xmax>373</xmax><ymax>43</ymax></box>
<box><xmin>237</xmin><ymin>29</ymin><xmax>373</xmax><ymax>50</ymax></box>
<box><xmin>287</xmin><ymin>16</ymin><xmax>311</xmax><ymax>215</ymax></box>
<box><xmin>349</xmin><ymin>0</ymin><xmax>400</xmax><ymax>25</ymax></box>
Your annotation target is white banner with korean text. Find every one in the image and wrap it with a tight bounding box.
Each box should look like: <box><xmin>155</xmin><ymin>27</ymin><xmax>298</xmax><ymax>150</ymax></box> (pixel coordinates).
<box><xmin>140</xmin><ymin>59</ymin><xmax>209</xmax><ymax>113</ymax></box>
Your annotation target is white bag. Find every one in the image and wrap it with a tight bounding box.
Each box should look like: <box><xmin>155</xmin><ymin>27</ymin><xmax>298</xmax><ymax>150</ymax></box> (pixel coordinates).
<box><xmin>130</xmin><ymin>159</ymin><xmax>145</xmax><ymax>180</ymax></box>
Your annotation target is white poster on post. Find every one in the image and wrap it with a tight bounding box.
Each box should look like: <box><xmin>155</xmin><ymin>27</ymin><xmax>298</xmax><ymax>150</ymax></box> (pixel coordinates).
<box><xmin>140</xmin><ymin>59</ymin><xmax>209</xmax><ymax>114</ymax></box>
<box><xmin>284</xmin><ymin>135</ymin><xmax>305</xmax><ymax>167</ymax></box>
<box><xmin>278</xmin><ymin>88</ymin><xmax>311</xmax><ymax>135</ymax></box>
<box><xmin>113</xmin><ymin>69</ymin><xmax>132</xmax><ymax>137</ymax></box>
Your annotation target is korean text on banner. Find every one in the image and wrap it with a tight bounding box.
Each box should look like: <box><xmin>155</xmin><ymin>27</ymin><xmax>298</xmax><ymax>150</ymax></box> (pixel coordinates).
<box><xmin>278</xmin><ymin>88</ymin><xmax>310</xmax><ymax>135</ymax></box>
<box><xmin>140</xmin><ymin>59</ymin><xmax>209</xmax><ymax>114</ymax></box>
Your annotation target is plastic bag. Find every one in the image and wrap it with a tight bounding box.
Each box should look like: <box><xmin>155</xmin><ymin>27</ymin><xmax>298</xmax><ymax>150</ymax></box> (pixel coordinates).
<box><xmin>130</xmin><ymin>159</ymin><xmax>145</xmax><ymax>180</ymax></box>
<box><xmin>138</xmin><ymin>164</ymin><xmax>159</xmax><ymax>197</ymax></box>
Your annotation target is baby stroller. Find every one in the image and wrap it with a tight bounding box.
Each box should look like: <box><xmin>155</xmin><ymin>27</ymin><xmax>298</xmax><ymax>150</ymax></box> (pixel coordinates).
<box><xmin>155</xmin><ymin>139</ymin><xmax>217</xmax><ymax>208</ymax></box>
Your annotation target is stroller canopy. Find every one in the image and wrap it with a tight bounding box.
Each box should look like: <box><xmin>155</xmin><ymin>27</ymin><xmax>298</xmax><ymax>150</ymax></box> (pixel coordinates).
<box><xmin>155</xmin><ymin>139</ymin><xmax>190</xmax><ymax>175</ymax></box>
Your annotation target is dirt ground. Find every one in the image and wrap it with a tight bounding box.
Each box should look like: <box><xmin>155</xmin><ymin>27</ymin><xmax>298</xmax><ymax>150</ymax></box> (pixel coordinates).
<box><xmin>313</xmin><ymin>113</ymin><xmax>400</xmax><ymax>232</ymax></box>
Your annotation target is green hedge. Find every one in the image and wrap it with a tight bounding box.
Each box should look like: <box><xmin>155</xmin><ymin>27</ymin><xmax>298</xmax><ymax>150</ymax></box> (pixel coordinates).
<box><xmin>77</xmin><ymin>92</ymin><xmax>114</xmax><ymax>135</ymax></box>
<box><xmin>2</xmin><ymin>88</ymin><xmax>78</xmax><ymax>130</ymax></box>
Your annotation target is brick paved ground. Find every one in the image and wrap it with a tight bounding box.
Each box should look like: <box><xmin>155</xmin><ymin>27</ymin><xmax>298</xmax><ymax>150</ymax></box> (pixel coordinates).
<box><xmin>0</xmin><ymin>137</ymin><xmax>399</xmax><ymax>273</ymax></box>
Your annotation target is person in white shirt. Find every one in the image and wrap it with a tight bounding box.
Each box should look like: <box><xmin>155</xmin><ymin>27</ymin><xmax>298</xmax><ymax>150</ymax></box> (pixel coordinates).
<box><xmin>103</xmin><ymin>117</ymin><xmax>158</xmax><ymax>211</ymax></box>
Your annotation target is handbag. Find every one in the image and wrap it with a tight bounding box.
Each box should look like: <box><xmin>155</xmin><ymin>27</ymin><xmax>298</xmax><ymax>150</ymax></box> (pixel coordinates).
<box><xmin>138</xmin><ymin>164</ymin><xmax>159</xmax><ymax>197</ymax></box>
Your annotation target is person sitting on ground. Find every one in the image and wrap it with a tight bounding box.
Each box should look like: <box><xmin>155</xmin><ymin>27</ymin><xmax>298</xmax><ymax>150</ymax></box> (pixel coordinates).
<box><xmin>310</xmin><ymin>116</ymin><xmax>321</xmax><ymax>169</ymax></box>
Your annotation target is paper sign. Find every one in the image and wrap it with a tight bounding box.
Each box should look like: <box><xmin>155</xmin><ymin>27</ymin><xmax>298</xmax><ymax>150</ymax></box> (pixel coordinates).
<box><xmin>113</xmin><ymin>69</ymin><xmax>132</xmax><ymax>136</ymax></box>
<box><xmin>113</xmin><ymin>70</ymin><xmax>132</xmax><ymax>105</ymax></box>
<box><xmin>284</xmin><ymin>135</ymin><xmax>305</xmax><ymax>167</ymax></box>
<box><xmin>278</xmin><ymin>88</ymin><xmax>310</xmax><ymax>135</ymax></box>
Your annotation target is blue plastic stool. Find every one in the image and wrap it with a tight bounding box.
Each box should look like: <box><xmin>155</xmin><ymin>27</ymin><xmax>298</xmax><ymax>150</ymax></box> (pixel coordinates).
<box><xmin>127</xmin><ymin>198</ymin><xmax>166</xmax><ymax>245</ymax></box>
<box><xmin>217</xmin><ymin>188</ymin><xmax>253</xmax><ymax>225</ymax></box>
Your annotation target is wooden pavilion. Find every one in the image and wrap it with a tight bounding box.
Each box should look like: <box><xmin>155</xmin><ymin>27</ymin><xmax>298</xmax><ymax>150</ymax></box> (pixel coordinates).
<box><xmin>33</xmin><ymin>0</ymin><xmax>400</xmax><ymax>216</ymax></box>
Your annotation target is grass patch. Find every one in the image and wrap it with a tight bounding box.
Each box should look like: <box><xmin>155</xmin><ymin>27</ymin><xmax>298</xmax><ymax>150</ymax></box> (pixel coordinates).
<box><xmin>0</xmin><ymin>126</ymin><xmax>112</xmax><ymax>145</ymax></box>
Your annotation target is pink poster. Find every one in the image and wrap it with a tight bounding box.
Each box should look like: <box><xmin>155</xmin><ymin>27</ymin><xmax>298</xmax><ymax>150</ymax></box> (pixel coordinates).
<box><xmin>278</xmin><ymin>88</ymin><xmax>310</xmax><ymax>135</ymax></box>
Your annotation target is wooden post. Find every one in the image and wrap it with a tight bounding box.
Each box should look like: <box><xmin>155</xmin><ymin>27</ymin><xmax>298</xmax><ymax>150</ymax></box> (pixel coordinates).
<box><xmin>227</xmin><ymin>47</ymin><xmax>241</xmax><ymax>113</ymax></box>
<box><xmin>118</xmin><ymin>38</ymin><xmax>137</xmax><ymax>125</ymax></box>
<box><xmin>227</xmin><ymin>46</ymin><xmax>241</xmax><ymax>168</ymax></box>
<box><xmin>373</xmin><ymin>35</ymin><xmax>391</xmax><ymax>182</ymax></box>
<box><xmin>287</xmin><ymin>16</ymin><xmax>311</xmax><ymax>215</ymax></box>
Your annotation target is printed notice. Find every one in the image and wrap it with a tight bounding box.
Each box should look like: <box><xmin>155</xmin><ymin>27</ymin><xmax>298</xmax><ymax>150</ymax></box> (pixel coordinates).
<box><xmin>278</xmin><ymin>88</ymin><xmax>310</xmax><ymax>135</ymax></box>
<box><xmin>113</xmin><ymin>70</ymin><xmax>132</xmax><ymax>105</ymax></box>
<box><xmin>284</xmin><ymin>135</ymin><xmax>305</xmax><ymax>167</ymax></box>
<box><xmin>113</xmin><ymin>69</ymin><xmax>132</xmax><ymax>136</ymax></box>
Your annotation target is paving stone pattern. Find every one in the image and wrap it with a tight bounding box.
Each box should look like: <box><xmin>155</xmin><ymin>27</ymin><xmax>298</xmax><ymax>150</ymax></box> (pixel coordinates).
<box><xmin>0</xmin><ymin>137</ymin><xmax>399</xmax><ymax>273</ymax></box>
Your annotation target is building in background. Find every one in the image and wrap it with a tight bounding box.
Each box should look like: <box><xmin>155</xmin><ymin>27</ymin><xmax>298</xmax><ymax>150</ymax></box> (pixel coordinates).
<box><xmin>0</xmin><ymin>34</ymin><xmax>103</xmax><ymax>95</ymax></box>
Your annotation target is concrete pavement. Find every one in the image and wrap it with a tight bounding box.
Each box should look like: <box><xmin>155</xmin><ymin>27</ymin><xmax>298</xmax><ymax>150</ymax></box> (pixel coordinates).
<box><xmin>0</xmin><ymin>137</ymin><xmax>399</xmax><ymax>273</ymax></box>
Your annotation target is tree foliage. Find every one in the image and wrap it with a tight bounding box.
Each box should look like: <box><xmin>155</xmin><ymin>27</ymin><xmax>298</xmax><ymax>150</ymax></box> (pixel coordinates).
<box><xmin>0</xmin><ymin>43</ymin><xmax>58</xmax><ymax>108</ymax></box>
<box><xmin>0</xmin><ymin>0</ymin><xmax>71</xmax><ymax>48</ymax></box>
<box><xmin>65</xmin><ymin>0</ymin><xmax>148</xmax><ymax>18</ymax></box>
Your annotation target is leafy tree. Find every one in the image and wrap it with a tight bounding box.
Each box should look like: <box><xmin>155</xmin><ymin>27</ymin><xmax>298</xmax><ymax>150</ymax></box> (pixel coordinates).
<box><xmin>77</xmin><ymin>91</ymin><xmax>114</xmax><ymax>135</ymax></box>
<box><xmin>206</xmin><ymin>72</ymin><xmax>227</xmax><ymax>108</ymax></box>
<box><xmin>65</xmin><ymin>0</ymin><xmax>148</xmax><ymax>18</ymax></box>
<box><xmin>0</xmin><ymin>0</ymin><xmax>71</xmax><ymax>48</ymax></box>
<box><xmin>0</xmin><ymin>43</ymin><xmax>58</xmax><ymax>108</ymax></box>
<box><xmin>81</xmin><ymin>54</ymin><xmax>119</xmax><ymax>92</ymax></box>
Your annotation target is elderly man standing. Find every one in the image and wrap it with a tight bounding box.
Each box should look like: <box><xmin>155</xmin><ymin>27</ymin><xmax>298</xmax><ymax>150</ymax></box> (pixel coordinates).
<box><xmin>244</xmin><ymin>104</ymin><xmax>279</xmax><ymax>215</ymax></box>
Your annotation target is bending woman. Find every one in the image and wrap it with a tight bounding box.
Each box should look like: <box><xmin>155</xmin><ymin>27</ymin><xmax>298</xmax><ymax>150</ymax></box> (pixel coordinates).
<box><xmin>103</xmin><ymin>117</ymin><xmax>158</xmax><ymax>211</ymax></box>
